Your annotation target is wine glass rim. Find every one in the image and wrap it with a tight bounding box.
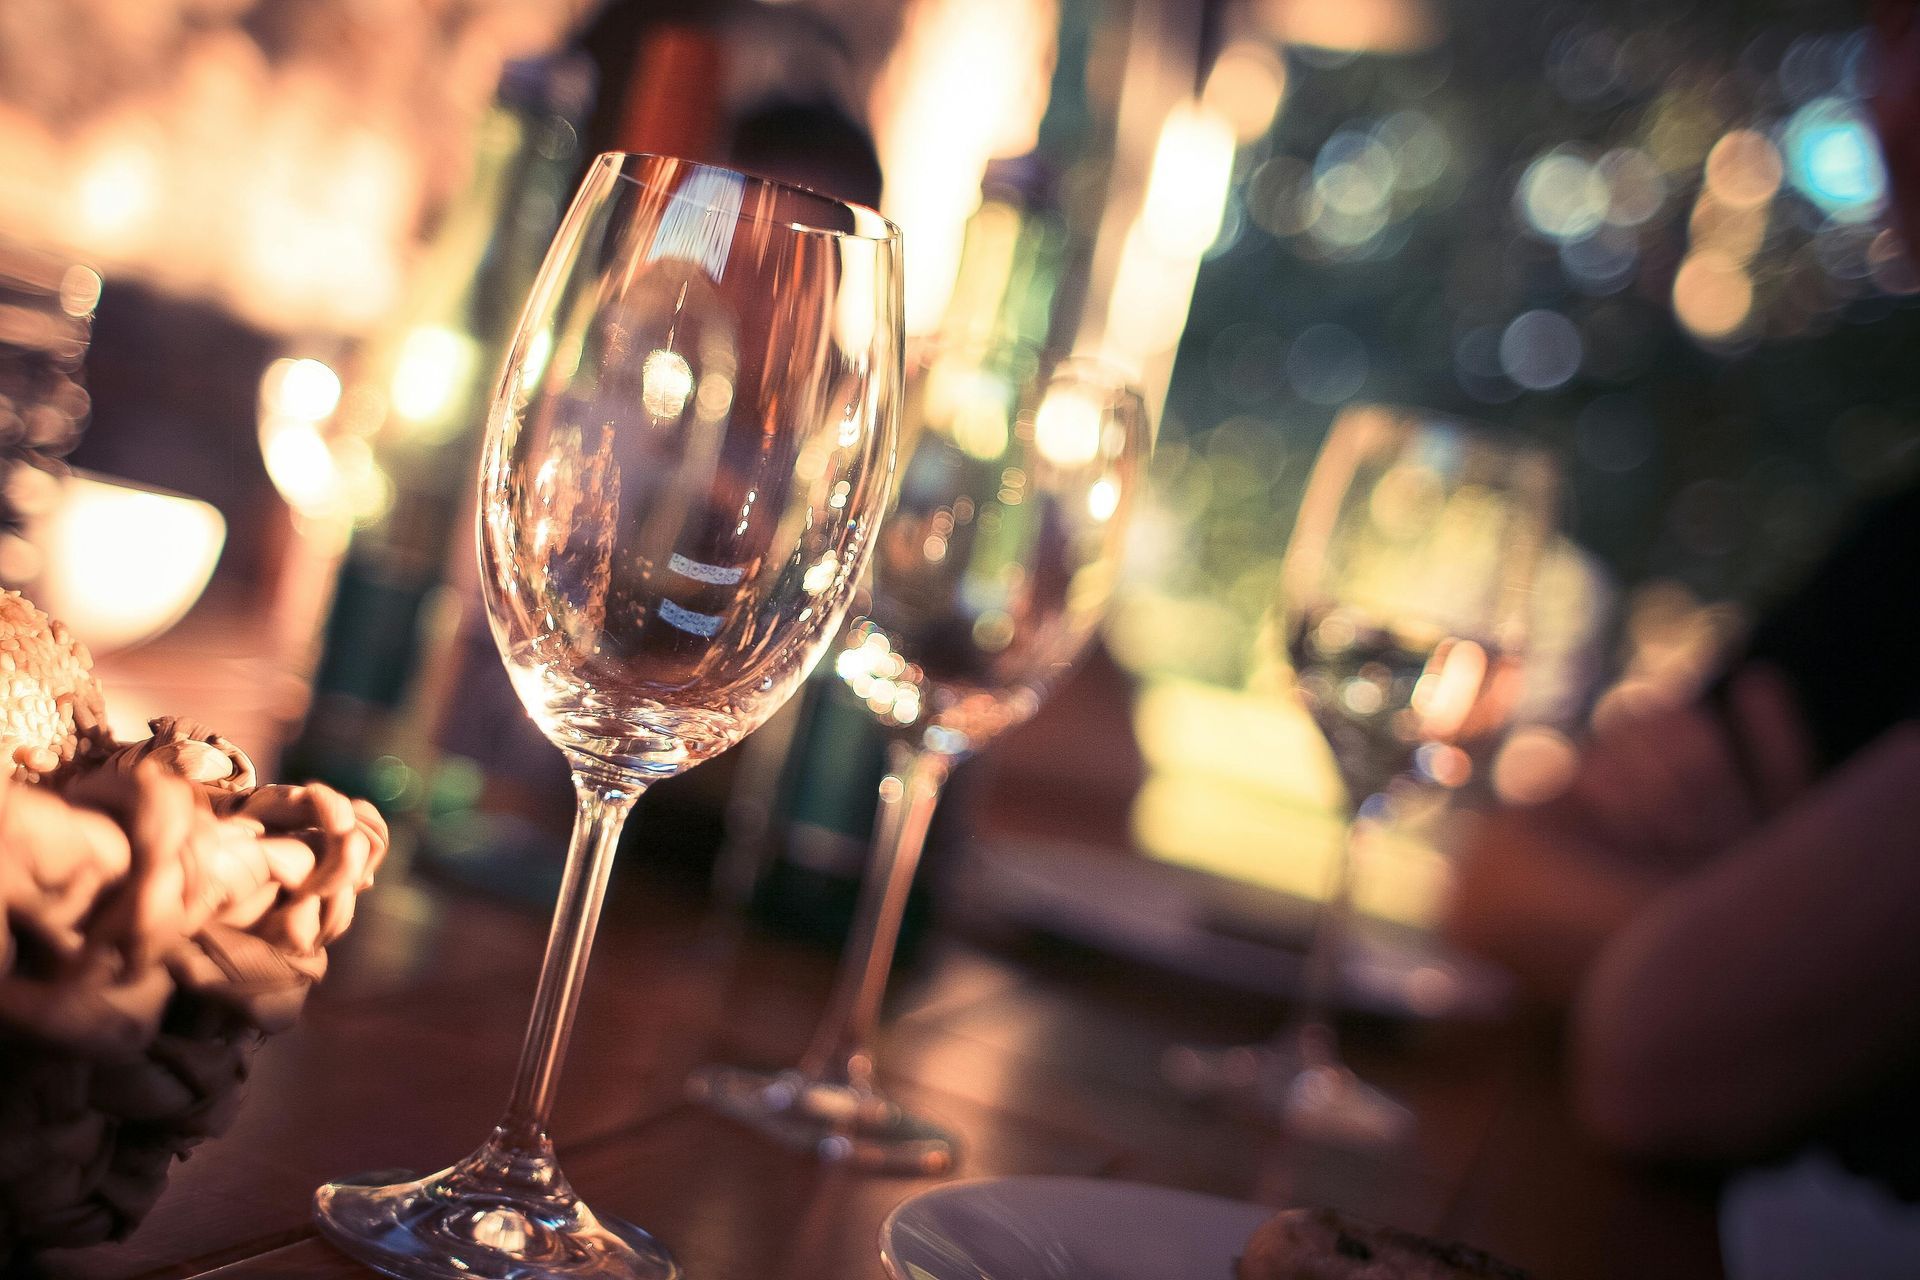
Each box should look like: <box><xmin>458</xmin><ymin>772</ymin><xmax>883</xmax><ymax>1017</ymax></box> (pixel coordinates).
<box><xmin>594</xmin><ymin>151</ymin><xmax>901</xmax><ymax>244</ymax></box>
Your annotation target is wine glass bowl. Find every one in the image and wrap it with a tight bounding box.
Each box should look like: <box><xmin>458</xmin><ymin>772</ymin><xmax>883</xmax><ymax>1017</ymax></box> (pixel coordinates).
<box><xmin>691</xmin><ymin>347</ymin><xmax>1149</xmax><ymax>1173</ymax></box>
<box><xmin>1164</xmin><ymin>405</ymin><xmax>1556</xmax><ymax>1146</ymax></box>
<box><xmin>839</xmin><ymin>350</ymin><xmax>1146</xmax><ymax>753</ymax></box>
<box><xmin>480</xmin><ymin>156</ymin><xmax>898</xmax><ymax>781</ymax></box>
<box><xmin>314</xmin><ymin>154</ymin><xmax>901</xmax><ymax>1279</ymax></box>
<box><xmin>1282</xmin><ymin>407</ymin><xmax>1554</xmax><ymax>802</ymax></box>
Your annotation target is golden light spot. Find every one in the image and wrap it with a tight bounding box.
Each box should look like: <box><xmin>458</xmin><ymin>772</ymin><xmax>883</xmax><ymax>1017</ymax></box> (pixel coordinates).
<box><xmin>1202</xmin><ymin>41</ymin><xmax>1287</xmax><ymax>143</ymax></box>
<box><xmin>1035</xmin><ymin>387</ymin><xmax>1104</xmax><ymax>466</ymax></box>
<box><xmin>1704</xmin><ymin>129</ymin><xmax>1783</xmax><ymax>210</ymax></box>
<box><xmin>641</xmin><ymin>348</ymin><xmax>695</xmax><ymax>420</ymax></box>
<box><xmin>1672</xmin><ymin>250</ymin><xmax>1753</xmax><ymax>341</ymax></box>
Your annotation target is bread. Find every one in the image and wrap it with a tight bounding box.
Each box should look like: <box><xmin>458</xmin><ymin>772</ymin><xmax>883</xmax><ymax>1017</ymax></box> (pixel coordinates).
<box><xmin>1236</xmin><ymin>1208</ymin><xmax>1531</xmax><ymax>1280</ymax></box>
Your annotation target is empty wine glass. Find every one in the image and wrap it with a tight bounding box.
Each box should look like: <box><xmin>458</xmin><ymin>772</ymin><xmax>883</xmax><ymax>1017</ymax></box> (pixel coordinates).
<box><xmin>1163</xmin><ymin>406</ymin><xmax>1556</xmax><ymax>1146</ymax></box>
<box><xmin>689</xmin><ymin>345</ymin><xmax>1150</xmax><ymax>1173</ymax></box>
<box><xmin>313</xmin><ymin>154</ymin><xmax>901</xmax><ymax>1279</ymax></box>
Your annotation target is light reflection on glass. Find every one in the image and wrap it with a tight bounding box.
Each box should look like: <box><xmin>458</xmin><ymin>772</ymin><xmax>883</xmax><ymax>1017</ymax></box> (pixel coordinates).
<box><xmin>640</xmin><ymin>347</ymin><xmax>695</xmax><ymax>420</ymax></box>
<box><xmin>1034</xmin><ymin>384</ymin><xmax>1105</xmax><ymax>465</ymax></box>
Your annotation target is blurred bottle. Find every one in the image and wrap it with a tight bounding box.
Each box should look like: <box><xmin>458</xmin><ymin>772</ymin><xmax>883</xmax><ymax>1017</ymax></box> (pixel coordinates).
<box><xmin>279</xmin><ymin>55</ymin><xmax>593</xmax><ymax>802</ymax></box>
<box><xmin>412</xmin><ymin>21</ymin><xmax>738</xmax><ymax>899</ymax></box>
<box><xmin>711</xmin><ymin>21</ymin><xmax>1099</xmax><ymax>948</ymax></box>
<box><xmin>939</xmin><ymin>157</ymin><xmax>1070</xmax><ymax>356</ymax></box>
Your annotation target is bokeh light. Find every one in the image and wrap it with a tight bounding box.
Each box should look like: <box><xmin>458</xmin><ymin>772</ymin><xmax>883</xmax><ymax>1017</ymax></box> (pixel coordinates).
<box><xmin>1203</xmin><ymin>41</ymin><xmax>1288</xmax><ymax>144</ymax></box>
<box><xmin>1671</xmin><ymin>250</ymin><xmax>1755</xmax><ymax>343</ymax></box>
<box><xmin>1598</xmin><ymin>146</ymin><xmax>1667</xmax><ymax>226</ymax></box>
<box><xmin>1867</xmin><ymin>230</ymin><xmax>1920</xmax><ymax>295</ymax></box>
<box><xmin>1559</xmin><ymin>226</ymin><xmax>1638</xmax><ymax>294</ymax></box>
<box><xmin>1373</xmin><ymin>110</ymin><xmax>1451</xmax><ymax>190</ymax></box>
<box><xmin>1142</xmin><ymin>104</ymin><xmax>1239</xmax><ymax>257</ymax></box>
<box><xmin>1783</xmin><ymin>97</ymin><xmax>1887</xmax><ymax>221</ymax></box>
<box><xmin>1314</xmin><ymin>131</ymin><xmax>1397</xmax><ymax>220</ymax></box>
<box><xmin>1498</xmin><ymin>309</ymin><xmax>1583</xmax><ymax>390</ymax></box>
<box><xmin>1517</xmin><ymin>148</ymin><xmax>1610</xmax><ymax>242</ymax></box>
<box><xmin>1704</xmin><ymin>129</ymin><xmax>1784</xmax><ymax>209</ymax></box>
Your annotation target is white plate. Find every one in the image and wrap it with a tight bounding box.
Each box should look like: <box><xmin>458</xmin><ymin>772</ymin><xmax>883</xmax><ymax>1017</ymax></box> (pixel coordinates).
<box><xmin>881</xmin><ymin>1176</ymin><xmax>1273</xmax><ymax>1280</ymax></box>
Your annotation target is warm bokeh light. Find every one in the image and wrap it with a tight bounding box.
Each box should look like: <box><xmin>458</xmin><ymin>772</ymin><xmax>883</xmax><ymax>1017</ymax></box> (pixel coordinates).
<box><xmin>0</xmin><ymin>1</ymin><xmax>587</xmax><ymax>334</ymax></box>
<box><xmin>870</xmin><ymin>0</ymin><xmax>1058</xmax><ymax>336</ymax></box>
<box><xmin>1672</xmin><ymin>250</ymin><xmax>1754</xmax><ymax>342</ymax></box>
<box><xmin>1128</xmin><ymin>677</ymin><xmax>1447</xmax><ymax>927</ymax></box>
<box><xmin>1100</xmin><ymin>103</ymin><xmax>1237</xmax><ymax>375</ymax></box>
<box><xmin>1704</xmin><ymin>129</ymin><xmax>1784</xmax><ymax>210</ymax></box>
<box><xmin>1034</xmin><ymin>383</ymin><xmax>1105</xmax><ymax>466</ymax></box>
<box><xmin>390</xmin><ymin>325</ymin><xmax>480</xmax><ymax>432</ymax></box>
<box><xmin>834</xmin><ymin>623</ymin><xmax>924</xmax><ymax>728</ymax></box>
<box><xmin>1409</xmin><ymin>637</ymin><xmax>1488</xmax><ymax>740</ymax></box>
<box><xmin>73</xmin><ymin>125</ymin><xmax>163</xmax><ymax>255</ymax></box>
<box><xmin>26</xmin><ymin>472</ymin><xmax>225</xmax><ymax>654</ymax></box>
<box><xmin>923</xmin><ymin>354</ymin><xmax>1016</xmax><ymax>462</ymax></box>
<box><xmin>257</xmin><ymin>354</ymin><xmax>390</xmax><ymax>525</ymax></box>
<box><xmin>1140</xmin><ymin>104</ymin><xmax>1238</xmax><ymax>260</ymax></box>
<box><xmin>1258</xmin><ymin>0</ymin><xmax>1440</xmax><ymax>55</ymax></box>
<box><xmin>1490</xmin><ymin>725</ymin><xmax>1578</xmax><ymax>805</ymax></box>
<box><xmin>1202</xmin><ymin>42</ymin><xmax>1288</xmax><ymax>144</ymax></box>
<box><xmin>1688</xmin><ymin>192</ymin><xmax>1768</xmax><ymax>265</ymax></box>
<box><xmin>267</xmin><ymin>356</ymin><xmax>344</xmax><ymax>422</ymax></box>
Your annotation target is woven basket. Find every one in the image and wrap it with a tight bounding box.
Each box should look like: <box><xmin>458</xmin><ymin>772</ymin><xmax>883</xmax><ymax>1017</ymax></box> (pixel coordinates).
<box><xmin>0</xmin><ymin>592</ymin><xmax>387</xmax><ymax>1261</ymax></box>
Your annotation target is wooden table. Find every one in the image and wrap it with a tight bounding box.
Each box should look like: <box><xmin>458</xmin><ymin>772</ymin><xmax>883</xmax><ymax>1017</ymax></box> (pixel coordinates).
<box><xmin>23</xmin><ymin>845</ymin><xmax>1723</xmax><ymax>1280</ymax></box>
<box><xmin>21</xmin><ymin>607</ymin><xmax>1723</xmax><ymax>1280</ymax></box>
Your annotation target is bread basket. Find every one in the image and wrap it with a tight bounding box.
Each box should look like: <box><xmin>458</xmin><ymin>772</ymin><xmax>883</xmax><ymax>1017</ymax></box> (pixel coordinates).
<box><xmin>0</xmin><ymin>591</ymin><xmax>386</xmax><ymax>1260</ymax></box>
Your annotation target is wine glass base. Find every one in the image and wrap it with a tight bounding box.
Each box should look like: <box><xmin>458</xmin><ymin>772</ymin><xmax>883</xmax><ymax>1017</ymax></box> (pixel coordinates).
<box><xmin>314</xmin><ymin>1166</ymin><xmax>677</xmax><ymax>1280</ymax></box>
<box><xmin>1162</xmin><ymin>1043</ymin><xmax>1413</xmax><ymax>1148</ymax></box>
<box><xmin>687</xmin><ymin>1064</ymin><xmax>957</xmax><ymax>1175</ymax></box>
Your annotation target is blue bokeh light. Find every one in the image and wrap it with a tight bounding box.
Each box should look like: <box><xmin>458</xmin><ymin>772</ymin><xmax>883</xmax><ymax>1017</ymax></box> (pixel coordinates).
<box><xmin>1784</xmin><ymin>97</ymin><xmax>1887</xmax><ymax>220</ymax></box>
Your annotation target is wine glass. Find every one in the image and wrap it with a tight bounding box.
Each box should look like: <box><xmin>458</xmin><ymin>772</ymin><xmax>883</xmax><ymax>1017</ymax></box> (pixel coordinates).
<box><xmin>689</xmin><ymin>345</ymin><xmax>1150</xmax><ymax>1173</ymax></box>
<box><xmin>312</xmin><ymin>153</ymin><xmax>901</xmax><ymax>1279</ymax></box>
<box><xmin>1163</xmin><ymin>406</ymin><xmax>1556</xmax><ymax>1146</ymax></box>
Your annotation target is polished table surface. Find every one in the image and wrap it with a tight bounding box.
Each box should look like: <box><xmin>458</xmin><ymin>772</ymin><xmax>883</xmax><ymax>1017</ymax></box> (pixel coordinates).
<box><xmin>25</xmin><ymin>852</ymin><xmax>1724</xmax><ymax>1280</ymax></box>
<box><xmin>29</xmin><ymin>611</ymin><xmax>1723</xmax><ymax>1280</ymax></box>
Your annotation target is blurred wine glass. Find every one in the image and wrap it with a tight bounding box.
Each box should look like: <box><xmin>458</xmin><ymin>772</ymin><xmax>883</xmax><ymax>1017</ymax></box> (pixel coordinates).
<box><xmin>1164</xmin><ymin>406</ymin><xmax>1556</xmax><ymax>1146</ymax></box>
<box><xmin>312</xmin><ymin>153</ymin><xmax>901</xmax><ymax>1279</ymax></box>
<box><xmin>690</xmin><ymin>344</ymin><xmax>1150</xmax><ymax>1174</ymax></box>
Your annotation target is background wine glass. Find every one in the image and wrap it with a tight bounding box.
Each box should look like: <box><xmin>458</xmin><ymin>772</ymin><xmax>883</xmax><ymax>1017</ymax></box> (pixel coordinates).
<box><xmin>312</xmin><ymin>153</ymin><xmax>900</xmax><ymax>1280</ymax></box>
<box><xmin>689</xmin><ymin>345</ymin><xmax>1149</xmax><ymax>1174</ymax></box>
<box><xmin>1164</xmin><ymin>406</ymin><xmax>1556</xmax><ymax>1146</ymax></box>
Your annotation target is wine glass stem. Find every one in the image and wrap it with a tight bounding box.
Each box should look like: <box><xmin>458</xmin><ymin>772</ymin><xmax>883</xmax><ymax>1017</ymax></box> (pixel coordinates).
<box><xmin>798</xmin><ymin>741</ymin><xmax>951</xmax><ymax>1091</ymax></box>
<box><xmin>491</xmin><ymin>766</ymin><xmax>646</xmax><ymax>1156</ymax></box>
<box><xmin>1285</xmin><ymin>795</ymin><xmax>1384</xmax><ymax>1067</ymax></box>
